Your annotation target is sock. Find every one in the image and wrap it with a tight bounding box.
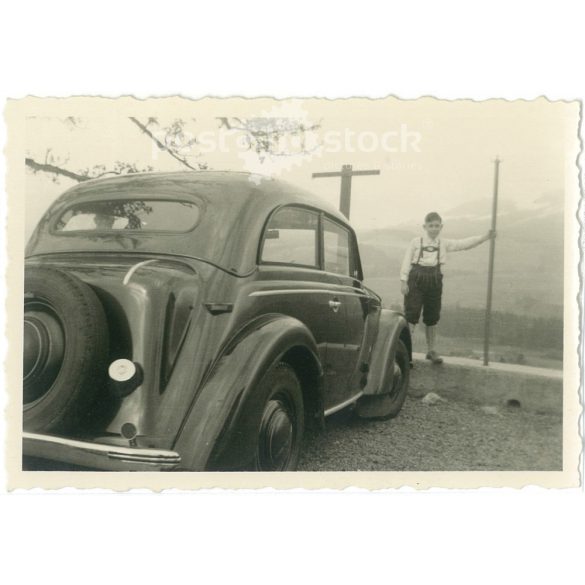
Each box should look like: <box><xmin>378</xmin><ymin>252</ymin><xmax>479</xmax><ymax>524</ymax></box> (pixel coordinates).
<box><xmin>426</xmin><ymin>325</ymin><xmax>438</xmax><ymax>353</ymax></box>
<box><xmin>409</xmin><ymin>323</ymin><xmax>416</xmax><ymax>338</ymax></box>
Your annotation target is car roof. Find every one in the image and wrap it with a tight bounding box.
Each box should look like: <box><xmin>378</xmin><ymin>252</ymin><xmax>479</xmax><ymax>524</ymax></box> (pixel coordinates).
<box><xmin>26</xmin><ymin>171</ymin><xmax>353</xmax><ymax>272</ymax></box>
<box><xmin>55</xmin><ymin>170</ymin><xmax>348</xmax><ymax>224</ymax></box>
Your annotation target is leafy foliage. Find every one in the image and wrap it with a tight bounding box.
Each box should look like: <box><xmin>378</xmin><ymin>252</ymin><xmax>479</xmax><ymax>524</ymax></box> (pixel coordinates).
<box><xmin>25</xmin><ymin>117</ymin><xmax>206</xmax><ymax>184</ymax></box>
<box><xmin>217</xmin><ymin>116</ymin><xmax>321</xmax><ymax>162</ymax></box>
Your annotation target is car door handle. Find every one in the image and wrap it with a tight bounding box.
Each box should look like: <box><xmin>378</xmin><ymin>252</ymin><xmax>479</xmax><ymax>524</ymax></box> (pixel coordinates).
<box><xmin>328</xmin><ymin>299</ymin><xmax>342</xmax><ymax>313</ymax></box>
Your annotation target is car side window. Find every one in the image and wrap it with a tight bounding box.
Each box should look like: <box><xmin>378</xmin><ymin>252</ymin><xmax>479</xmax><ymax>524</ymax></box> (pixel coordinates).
<box><xmin>260</xmin><ymin>207</ymin><xmax>319</xmax><ymax>268</ymax></box>
<box><xmin>323</xmin><ymin>218</ymin><xmax>352</xmax><ymax>276</ymax></box>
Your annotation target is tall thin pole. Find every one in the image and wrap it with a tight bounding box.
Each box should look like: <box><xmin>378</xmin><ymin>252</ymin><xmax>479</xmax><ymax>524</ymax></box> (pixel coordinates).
<box><xmin>483</xmin><ymin>157</ymin><xmax>501</xmax><ymax>366</ymax></box>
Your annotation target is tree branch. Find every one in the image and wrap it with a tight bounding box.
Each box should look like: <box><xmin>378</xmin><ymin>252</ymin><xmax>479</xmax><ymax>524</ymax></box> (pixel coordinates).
<box><xmin>25</xmin><ymin>157</ymin><xmax>90</xmax><ymax>182</ymax></box>
<box><xmin>128</xmin><ymin>116</ymin><xmax>199</xmax><ymax>171</ymax></box>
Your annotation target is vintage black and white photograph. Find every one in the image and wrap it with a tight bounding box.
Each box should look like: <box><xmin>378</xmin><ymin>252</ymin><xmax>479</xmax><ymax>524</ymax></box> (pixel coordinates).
<box><xmin>5</xmin><ymin>96</ymin><xmax>580</xmax><ymax>488</ymax></box>
<box><xmin>3</xmin><ymin>4</ymin><xmax>585</xmax><ymax>585</ymax></box>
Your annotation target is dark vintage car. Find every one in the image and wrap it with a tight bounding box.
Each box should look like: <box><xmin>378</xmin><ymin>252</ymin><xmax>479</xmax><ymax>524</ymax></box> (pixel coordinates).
<box><xmin>23</xmin><ymin>171</ymin><xmax>411</xmax><ymax>471</ymax></box>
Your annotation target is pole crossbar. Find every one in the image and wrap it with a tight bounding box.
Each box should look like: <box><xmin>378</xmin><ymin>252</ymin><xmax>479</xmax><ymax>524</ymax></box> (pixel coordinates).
<box><xmin>312</xmin><ymin>164</ymin><xmax>380</xmax><ymax>219</ymax></box>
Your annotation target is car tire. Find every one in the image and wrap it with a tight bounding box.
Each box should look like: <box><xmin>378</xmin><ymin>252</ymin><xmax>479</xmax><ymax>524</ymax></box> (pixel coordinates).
<box><xmin>355</xmin><ymin>339</ymin><xmax>410</xmax><ymax>420</ymax></box>
<box><xmin>23</xmin><ymin>266</ymin><xmax>109</xmax><ymax>433</ymax></box>
<box><xmin>252</xmin><ymin>362</ymin><xmax>304</xmax><ymax>471</ymax></box>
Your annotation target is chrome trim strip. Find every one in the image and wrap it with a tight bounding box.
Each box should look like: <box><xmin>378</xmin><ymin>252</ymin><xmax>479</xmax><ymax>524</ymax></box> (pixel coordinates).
<box><xmin>249</xmin><ymin>289</ymin><xmax>368</xmax><ymax>298</ymax></box>
<box><xmin>123</xmin><ymin>259</ymin><xmax>158</xmax><ymax>285</ymax></box>
<box><xmin>108</xmin><ymin>452</ymin><xmax>180</xmax><ymax>463</ymax></box>
<box><xmin>23</xmin><ymin>432</ymin><xmax>181</xmax><ymax>464</ymax></box>
<box><xmin>324</xmin><ymin>392</ymin><xmax>363</xmax><ymax>417</ymax></box>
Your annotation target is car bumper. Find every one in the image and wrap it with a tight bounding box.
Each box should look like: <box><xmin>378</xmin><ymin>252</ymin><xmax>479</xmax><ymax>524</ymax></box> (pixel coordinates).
<box><xmin>23</xmin><ymin>432</ymin><xmax>181</xmax><ymax>471</ymax></box>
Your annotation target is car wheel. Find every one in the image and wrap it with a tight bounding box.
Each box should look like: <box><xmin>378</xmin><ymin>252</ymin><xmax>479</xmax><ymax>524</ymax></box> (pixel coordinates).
<box><xmin>23</xmin><ymin>267</ymin><xmax>109</xmax><ymax>433</ymax></box>
<box><xmin>254</xmin><ymin>363</ymin><xmax>304</xmax><ymax>471</ymax></box>
<box><xmin>355</xmin><ymin>339</ymin><xmax>410</xmax><ymax>420</ymax></box>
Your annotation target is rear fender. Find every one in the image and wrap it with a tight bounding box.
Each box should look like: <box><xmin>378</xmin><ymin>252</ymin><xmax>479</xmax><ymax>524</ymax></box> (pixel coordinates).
<box><xmin>173</xmin><ymin>314</ymin><xmax>323</xmax><ymax>470</ymax></box>
<box><xmin>362</xmin><ymin>309</ymin><xmax>410</xmax><ymax>396</ymax></box>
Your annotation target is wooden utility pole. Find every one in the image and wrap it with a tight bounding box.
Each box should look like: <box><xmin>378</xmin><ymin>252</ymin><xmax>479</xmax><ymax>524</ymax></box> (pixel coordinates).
<box><xmin>483</xmin><ymin>157</ymin><xmax>501</xmax><ymax>366</ymax></box>
<box><xmin>312</xmin><ymin>164</ymin><xmax>380</xmax><ymax>219</ymax></box>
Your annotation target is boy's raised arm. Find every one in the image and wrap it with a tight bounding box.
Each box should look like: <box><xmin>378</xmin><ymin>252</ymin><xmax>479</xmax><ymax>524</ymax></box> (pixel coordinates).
<box><xmin>444</xmin><ymin>230</ymin><xmax>494</xmax><ymax>252</ymax></box>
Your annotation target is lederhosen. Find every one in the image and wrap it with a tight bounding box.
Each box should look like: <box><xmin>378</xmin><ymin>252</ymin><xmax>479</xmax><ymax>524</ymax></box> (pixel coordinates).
<box><xmin>403</xmin><ymin>238</ymin><xmax>443</xmax><ymax>326</ymax></box>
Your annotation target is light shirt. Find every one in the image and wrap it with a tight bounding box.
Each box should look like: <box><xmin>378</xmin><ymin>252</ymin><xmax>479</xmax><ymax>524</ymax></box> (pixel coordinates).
<box><xmin>400</xmin><ymin>234</ymin><xmax>485</xmax><ymax>282</ymax></box>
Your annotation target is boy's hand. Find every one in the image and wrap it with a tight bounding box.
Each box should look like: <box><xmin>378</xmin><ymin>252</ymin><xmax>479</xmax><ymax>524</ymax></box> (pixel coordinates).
<box><xmin>484</xmin><ymin>230</ymin><xmax>496</xmax><ymax>242</ymax></box>
<box><xmin>401</xmin><ymin>281</ymin><xmax>409</xmax><ymax>296</ymax></box>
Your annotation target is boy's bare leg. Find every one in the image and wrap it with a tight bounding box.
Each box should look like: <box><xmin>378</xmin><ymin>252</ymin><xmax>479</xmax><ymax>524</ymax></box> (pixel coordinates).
<box><xmin>425</xmin><ymin>325</ymin><xmax>443</xmax><ymax>364</ymax></box>
<box><xmin>425</xmin><ymin>325</ymin><xmax>436</xmax><ymax>351</ymax></box>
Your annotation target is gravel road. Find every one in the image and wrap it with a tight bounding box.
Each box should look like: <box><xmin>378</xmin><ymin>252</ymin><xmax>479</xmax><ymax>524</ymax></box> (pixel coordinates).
<box><xmin>298</xmin><ymin>393</ymin><xmax>562</xmax><ymax>472</ymax></box>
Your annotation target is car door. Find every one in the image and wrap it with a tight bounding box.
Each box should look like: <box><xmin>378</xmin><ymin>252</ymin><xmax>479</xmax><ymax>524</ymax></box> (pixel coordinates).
<box><xmin>256</xmin><ymin>206</ymin><xmax>348</xmax><ymax>401</ymax></box>
<box><xmin>322</xmin><ymin>216</ymin><xmax>369</xmax><ymax>408</ymax></box>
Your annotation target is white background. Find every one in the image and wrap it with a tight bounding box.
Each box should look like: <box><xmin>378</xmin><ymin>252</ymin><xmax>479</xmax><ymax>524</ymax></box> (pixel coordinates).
<box><xmin>1</xmin><ymin>1</ymin><xmax>583</xmax><ymax>584</ymax></box>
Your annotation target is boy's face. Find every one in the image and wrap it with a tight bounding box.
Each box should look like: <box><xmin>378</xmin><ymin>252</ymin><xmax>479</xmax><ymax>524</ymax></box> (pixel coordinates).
<box><xmin>424</xmin><ymin>220</ymin><xmax>443</xmax><ymax>239</ymax></box>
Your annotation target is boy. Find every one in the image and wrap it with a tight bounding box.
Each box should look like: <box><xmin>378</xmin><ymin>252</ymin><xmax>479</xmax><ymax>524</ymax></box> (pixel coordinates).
<box><xmin>400</xmin><ymin>211</ymin><xmax>495</xmax><ymax>364</ymax></box>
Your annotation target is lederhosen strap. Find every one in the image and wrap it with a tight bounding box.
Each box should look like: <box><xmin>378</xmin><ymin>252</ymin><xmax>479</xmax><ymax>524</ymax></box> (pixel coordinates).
<box><xmin>416</xmin><ymin>237</ymin><xmax>424</xmax><ymax>264</ymax></box>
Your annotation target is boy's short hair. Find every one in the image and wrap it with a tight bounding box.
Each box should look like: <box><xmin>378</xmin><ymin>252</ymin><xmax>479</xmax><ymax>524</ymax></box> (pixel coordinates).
<box><xmin>424</xmin><ymin>211</ymin><xmax>442</xmax><ymax>224</ymax></box>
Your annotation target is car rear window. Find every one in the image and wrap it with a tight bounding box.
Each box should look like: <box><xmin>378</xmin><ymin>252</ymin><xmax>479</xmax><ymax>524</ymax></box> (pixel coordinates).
<box><xmin>54</xmin><ymin>199</ymin><xmax>201</xmax><ymax>233</ymax></box>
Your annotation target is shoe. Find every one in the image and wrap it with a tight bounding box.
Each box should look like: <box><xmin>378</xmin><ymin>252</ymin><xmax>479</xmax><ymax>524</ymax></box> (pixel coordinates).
<box><xmin>426</xmin><ymin>351</ymin><xmax>443</xmax><ymax>364</ymax></box>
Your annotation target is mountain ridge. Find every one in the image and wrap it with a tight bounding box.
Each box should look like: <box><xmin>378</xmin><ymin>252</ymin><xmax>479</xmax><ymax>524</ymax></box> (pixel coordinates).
<box><xmin>356</xmin><ymin>195</ymin><xmax>563</xmax><ymax>318</ymax></box>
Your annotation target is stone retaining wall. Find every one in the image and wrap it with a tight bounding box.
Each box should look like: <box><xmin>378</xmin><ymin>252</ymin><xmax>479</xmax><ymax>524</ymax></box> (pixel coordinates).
<box><xmin>409</xmin><ymin>353</ymin><xmax>563</xmax><ymax>415</ymax></box>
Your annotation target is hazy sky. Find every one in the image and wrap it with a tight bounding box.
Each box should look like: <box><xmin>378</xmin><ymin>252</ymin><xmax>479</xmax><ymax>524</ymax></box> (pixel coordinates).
<box><xmin>24</xmin><ymin>97</ymin><xmax>577</xmax><ymax>238</ymax></box>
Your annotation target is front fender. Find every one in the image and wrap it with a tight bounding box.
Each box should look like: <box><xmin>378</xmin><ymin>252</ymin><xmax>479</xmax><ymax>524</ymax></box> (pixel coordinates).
<box><xmin>362</xmin><ymin>309</ymin><xmax>409</xmax><ymax>396</ymax></box>
<box><xmin>173</xmin><ymin>313</ymin><xmax>323</xmax><ymax>470</ymax></box>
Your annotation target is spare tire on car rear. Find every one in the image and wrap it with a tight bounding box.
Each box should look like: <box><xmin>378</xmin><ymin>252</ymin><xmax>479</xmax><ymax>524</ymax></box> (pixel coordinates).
<box><xmin>23</xmin><ymin>266</ymin><xmax>109</xmax><ymax>433</ymax></box>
